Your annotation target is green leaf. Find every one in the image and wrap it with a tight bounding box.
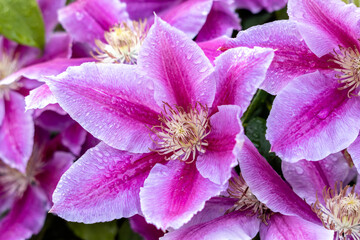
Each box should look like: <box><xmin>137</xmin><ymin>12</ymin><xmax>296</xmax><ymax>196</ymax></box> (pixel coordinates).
<box><xmin>0</xmin><ymin>0</ymin><xmax>45</xmax><ymax>49</ymax></box>
<box><xmin>342</xmin><ymin>0</ymin><xmax>360</xmax><ymax>7</ymax></box>
<box><xmin>67</xmin><ymin>221</ymin><xmax>118</xmax><ymax>240</ymax></box>
<box><xmin>118</xmin><ymin>220</ymin><xmax>142</xmax><ymax>240</ymax></box>
<box><xmin>244</xmin><ymin>117</ymin><xmax>283</xmax><ymax>176</ymax></box>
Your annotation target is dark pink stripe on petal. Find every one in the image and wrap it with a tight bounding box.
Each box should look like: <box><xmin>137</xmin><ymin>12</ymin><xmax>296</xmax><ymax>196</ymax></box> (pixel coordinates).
<box><xmin>140</xmin><ymin>160</ymin><xmax>224</xmax><ymax>230</ymax></box>
<box><xmin>46</xmin><ymin>63</ymin><xmax>160</xmax><ymax>153</ymax></box>
<box><xmin>138</xmin><ymin>16</ymin><xmax>216</xmax><ymax>108</ymax></box>
<box><xmin>267</xmin><ymin>71</ymin><xmax>360</xmax><ymax>162</ymax></box>
<box><xmin>51</xmin><ymin>143</ymin><xmax>165</xmax><ymax>223</ymax></box>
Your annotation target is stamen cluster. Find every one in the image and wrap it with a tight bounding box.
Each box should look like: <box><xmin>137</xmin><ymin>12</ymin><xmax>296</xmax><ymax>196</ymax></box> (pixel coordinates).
<box><xmin>331</xmin><ymin>45</ymin><xmax>360</xmax><ymax>97</ymax></box>
<box><xmin>312</xmin><ymin>183</ymin><xmax>360</xmax><ymax>240</ymax></box>
<box><xmin>0</xmin><ymin>52</ymin><xmax>18</xmax><ymax>80</ymax></box>
<box><xmin>226</xmin><ymin>175</ymin><xmax>272</xmax><ymax>224</ymax></box>
<box><xmin>92</xmin><ymin>20</ymin><xmax>148</xmax><ymax>64</ymax></box>
<box><xmin>150</xmin><ymin>103</ymin><xmax>211</xmax><ymax>163</ymax></box>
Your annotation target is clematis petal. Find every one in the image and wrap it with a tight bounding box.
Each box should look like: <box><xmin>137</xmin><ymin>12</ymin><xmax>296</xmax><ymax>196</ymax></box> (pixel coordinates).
<box><xmin>61</xmin><ymin>123</ymin><xmax>87</xmax><ymax>156</ymax></box>
<box><xmin>238</xmin><ymin>138</ymin><xmax>320</xmax><ymax>223</ymax></box>
<box><xmin>222</xmin><ymin>20</ymin><xmax>331</xmax><ymax>95</ymax></box>
<box><xmin>260</xmin><ymin>214</ymin><xmax>333</xmax><ymax>240</ymax></box>
<box><xmin>35</xmin><ymin>32</ymin><xmax>72</xmax><ymax>62</ymax></box>
<box><xmin>58</xmin><ymin>0</ymin><xmax>129</xmax><ymax>46</ymax></box>
<box><xmin>196</xmin><ymin>1</ymin><xmax>240</xmax><ymax>42</ymax></box>
<box><xmin>196</xmin><ymin>105</ymin><xmax>243</xmax><ymax>185</ymax></box>
<box><xmin>157</xmin><ymin>0</ymin><xmax>213</xmax><ymax>39</ymax></box>
<box><xmin>162</xmin><ymin>209</ymin><xmax>260</xmax><ymax>240</ymax></box>
<box><xmin>138</xmin><ymin>16</ymin><xmax>215</xmax><ymax>108</ymax></box>
<box><xmin>288</xmin><ymin>0</ymin><xmax>360</xmax><ymax>57</ymax></box>
<box><xmin>348</xmin><ymin>135</ymin><xmax>360</xmax><ymax>171</ymax></box>
<box><xmin>0</xmin><ymin>91</ymin><xmax>34</xmax><ymax>173</ymax></box>
<box><xmin>0</xmin><ymin>97</ymin><xmax>4</xmax><ymax>125</ymax></box>
<box><xmin>197</xmin><ymin>36</ymin><xmax>230</xmax><ymax>65</ymax></box>
<box><xmin>0</xmin><ymin>186</ymin><xmax>48</xmax><ymax>240</ymax></box>
<box><xmin>51</xmin><ymin>143</ymin><xmax>165</xmax><ymax>223</ymax></box>
<box><xmin>46</xmin><ymin>62</ymin><xmax>161</xmax><ymax>153</ymax></box>
<box><xmin>129</xmin><ymin>215</ymin><xmax>164</xmax><ymax>240</ymax></box>
<box><xmin>282</xmin><ymin>152</ymin><xmax>353</xmax><ymax>204</ymax></box>
<box><xmin>37</xmin><ymin>0</ymin><xmax>66</xmax><ymax>35</ymax></box>
<box><xmin>211</xmin><ymin>46</ymin><xmax>274</xmax><ymax>111</ymax></box>
<box><xmin>140</xmin><ymin>160</ymin><xmax>224</xmax><ymax>230</ymax></box>
<box><xmin>267</xmin><ymin>71</ymin><xmax>360</xmax><ymax>162</ymax></box>
<box><xmin>36</xmin><ymin>151</ymin><xmax>74</xmax><ymax>202</ymax></box>
<box><xmin>121</xmin><ymin>0</ymin><xmax>176</xmax><ymax>20</ymax></box>
<box><xmin>234</xmin><ymin>0</ymin><xmax>288</xmax><ymax>13</ymax></box>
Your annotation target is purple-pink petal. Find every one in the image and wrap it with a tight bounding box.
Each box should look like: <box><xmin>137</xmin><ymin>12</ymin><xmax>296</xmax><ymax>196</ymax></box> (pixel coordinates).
<box><xmin>0</xmin><ymin>186</ymin><xmax>48</xmax><ymax>240</ymax></box>
<box><xmin>282</xmin><ymin>152</ymin><xmax>353</xmax><ymax>204</ymax></box>
<box><xmin>211</xmin><ymin>46</ymin><xmax>274</xmax><ymax>111</ymax></box>
<box><xmin>138</xmin><ymin>16</ymin><xmax>215</xmax><ymax>108</ymax></box>
<box><xmin>158</xmin><ymin>0</ymin><xmax>213</xmax><ymax>39</ymax></box>
<box><xmin>37</xmin><ymin>0</ymin><xmax>66</xmax><ymax>35</ymax></box>
<box><xmin>288</xmin><ymin>0</ymin><xmax>360</xmax><ymax>57</ymax></box>
<box><xmin>234</xmin><ymin>0</ymin><xmax>288</xmax><ymax>13</ymax></box>
<box><xmin>61</xmin><ymin>123</ymin><xmax>87</xmax><ymax>156</ymax></box>
<box><xmin>0</xmin><ymin>91</ymin><xmax>34</xmax><ymax>173</ymax></box>
<box><xmin>162</xmin><ymin>210</ymin><xmax>260</xmax><ymax>240</ymax></box>
<box><xmin>129</xmin><ymin>215</ymin><xmax>164</xmax><ymax>240</ymax></box>
<box><xmin>260</xmin><ymin>214</ymin><xmax>333</xmax><ymax>240</ymax></box>
<box><xmin>348</xmin><ymin>135</ymin><xmax>360</xmax><ymax>171</ymax></box>
<box><xmin>46</xmin><ymin>63</ymin><xmax>161</xmax><ymax>153</ymax></box>
<box><xmin>36</xmin><ymin>151</ymin><xmax>74</xmax><ymax>202</ymax></box>
<box><xmin>58</xmin><ymin>0</ymin><xmax>129</xmax><ymax>46</ymax></box>
<box><xmin>197</xmin><ymin>36</ymin><xmax>230</xmax><ymax>65</ymax></box>
<box><xmin>238</xmin><ymin>138</ymin><xmax>320</xmax><ymax>223</ymax></box>
<box><xmin>222</xmin><ymin>20</ymin><xmax>332</xmax><ymax>95</ymax></box>
<box><xmin>196</xmin><ymin>105</ymin><xmax>243</xmax><ymax>185</ymax></box>
<box><xmin>140</xmin><ymin>160</ymin><xmax>224</xmax><ymax>230</ymax></box>
<box><xmin>196</xmin><ymin>1</ymin><xmax>240</xmax><ymax>42</ymax></box>
<box><xmin>51</xmin><ymin>143</ymin><xmax>165</xmax><ymax>223</ymax></box>
<box><xmin>267</xmin><ymin>71</ymin><xmax>360</xmax><ymax>162</ymax></box>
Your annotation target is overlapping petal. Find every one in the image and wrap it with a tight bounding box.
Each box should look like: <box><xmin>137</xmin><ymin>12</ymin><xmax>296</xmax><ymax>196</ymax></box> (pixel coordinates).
<box><xmin>234</xmin><ymin>0</ymin><xmax>288</xmax><ymax>13</ymax></box>
<box><xmin>238</xmin><ymin>138</ymin><xmax>320</xmax><ymax>223</ymax></box>
<box><xmin>58</xmin><ymin>0</ymin><xmax>129</xmax><ymax>46</ymax></box>
<box><xmin>222</xmin><ymin>20</ymin><xmax>331</xmax><ymax>95</ymax></box>
<box><xmin>282</xmin><ymin>152</ymin><xmax>353</xmax><ymax>204</ymax></box>
<box><xmin>259</xmin><ymin>214</ymin><xmax>333</xmax><ymax>240</ymax></box>
<box><xmin>138</xmin><ymin>17</ymin><xmax>215</xmax><ymax>108</ymax></box>
<box><xmin>51</xmin><ymin>143</ymin><xmax>165</xmax><ymax>223</ymax></box>
<box><xmin>196</xmin><ymin>105</ymin><xmax>243</xmax><ymax>185</ymax></box>
<box><xmin>288</xmin><ymin>0</ymin><xmax>360</xmax><ymax>57</ymax></box>
<box><xmin>197</xmin><ymin>36</ymin><xmax>230</xmax><ymax>64</ymax></box>
<box><xmin>46</xmin><ymin>63</ymin><xmax>160</xmax><ymax>153</ymax></box>
<box><xmin>267</xmin><ymin>71</ymin><xmax>360</xmax><ymax>162</ymax></box>
<box><xmin>211</xmin><ymin>46</ymin><xmax>274</xmax><ymax>111</ymax></box>
<box><xmin>140</xmin><ymin>160</ymin><xmax>224</xmax><ymax>230</ymax></box>
<box><xmin>161</xmin><ymin>210</ymin><xmax>260</xmax><ymax>240</ymax></box>
<box><xmin>348</xmin><ymin>135</ymin><xmax>360</xmax><ymax>171</ymax></box>
<box><xmin>0</xmin><ymin>92</ymin><xmax>34</xmax><ymax>173</ymax></box>
<box><xmin>0</xmin><ymin>187</ymin><xmax>48</xmax><ymax>240</ymax></box>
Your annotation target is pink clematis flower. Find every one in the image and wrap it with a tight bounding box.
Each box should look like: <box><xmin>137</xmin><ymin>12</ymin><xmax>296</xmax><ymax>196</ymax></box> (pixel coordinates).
<box><xmin>223</xmin><ymin>0</ymin><xmax>360</xmax><ymax>162</ymax></box>
<box><xmin>234</xmin><ymin>0</ymin><xmax>288</xmax><ymax>13</ymax></box>
<box><xmin>46</xmin><ymin>16</ymin><xmax>274</xmax><ymax>230</ymax></box>
<box><xmin>0</xmin><ymin>127</ymin><xmax>74</xmax><ymax>240</ymax></box>
<box><xmin>161</xmin><ymin>139</ymin><xmax>333</xmax><ymax>240</ymax></box>
<box><xmin>0</xmin><ymin>0</ymin><xmax>76</xmax><ymax>173</ymax></box>
<box><xmin>282</xmin><ymin>152</ymin><xmax>360</xmax><ymax>239</ymax></box>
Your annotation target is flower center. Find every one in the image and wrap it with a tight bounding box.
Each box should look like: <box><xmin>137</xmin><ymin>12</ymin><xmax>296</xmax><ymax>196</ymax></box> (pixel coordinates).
<box><xmin>92</xmin><ymin>20</ymin><xmax>148</xmax><ymax>64</ymax></box>
<box><xmin>0</xmin><ymin>52</ymin><xmax>18</xmax><ymax>80</ymax></box>
<box><xmin>331</xmin><ymin>45</ymin><xmax>360</xmax><ymax>97</ymax></box>
<box><xmin>150</xmin><ymin>102</ymin><xmax>211</xmax><ymax>163</ymax></box>
<box><xmin>312</xmin><ymin>183</ymin><xmax>360</xmax><ymax>240</ymax></box>
<box><xmin>0</xmin><ymin>162</ymin><xmax>28</xmax><ymax>198</ymax></box>
<box><xmin>226</xmin><ymin>174</ymin><xmax>273</xmax><ymax>224</ymax></box>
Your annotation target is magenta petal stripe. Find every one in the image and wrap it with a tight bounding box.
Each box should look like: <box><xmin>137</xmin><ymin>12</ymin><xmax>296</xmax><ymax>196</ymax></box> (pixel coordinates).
<box><xmin>138</xmin><ymin>17</ymin><xmax>216</xmax><ymax>108</ymax></box>
<box><xmin>46</xmin><ymin>63</ymin><xmax>161</xmax><ymax>153</ymax></box>
<box><xmin>51</xmin><ymin>143</ymin><xmax>165</xmax><ymax>223</ymax></box>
